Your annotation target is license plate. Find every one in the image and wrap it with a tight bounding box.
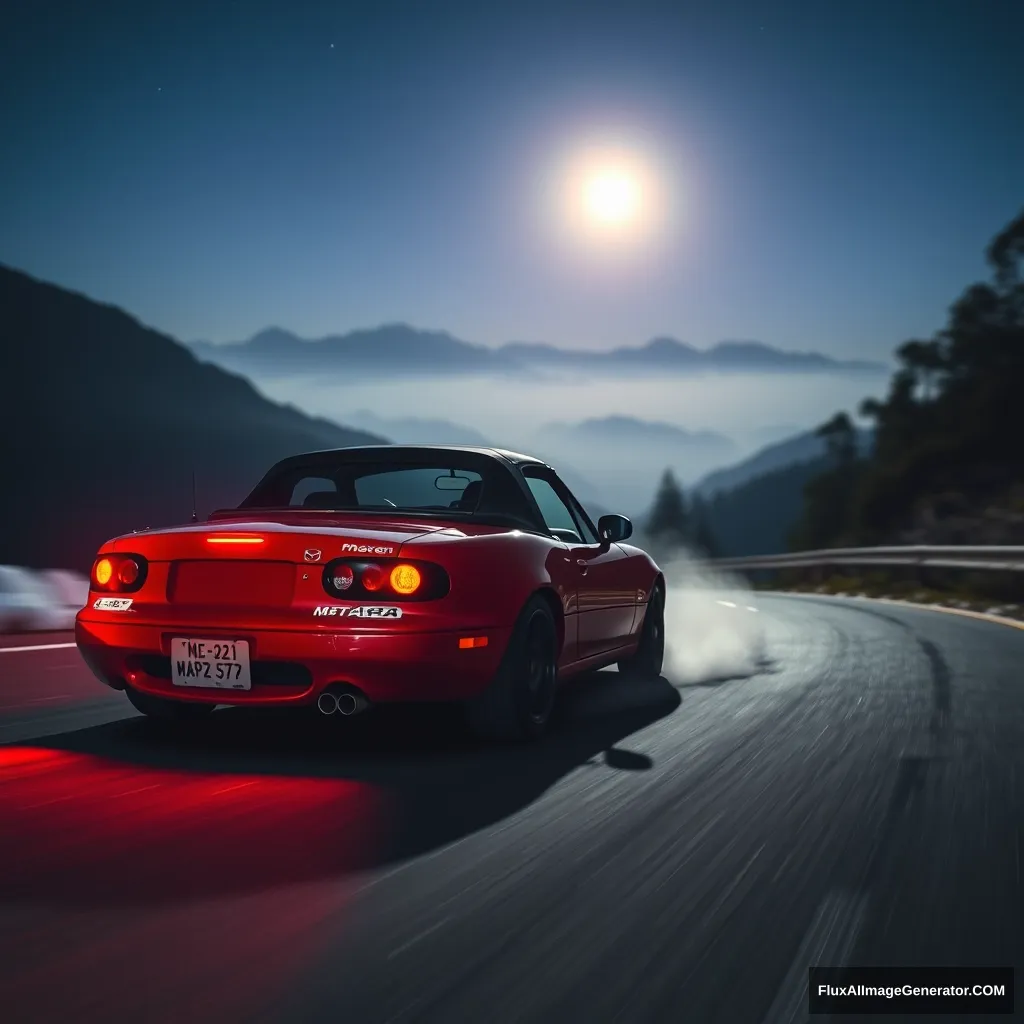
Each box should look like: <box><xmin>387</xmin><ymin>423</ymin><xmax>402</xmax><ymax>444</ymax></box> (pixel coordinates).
<box><xmin>170</xmin><ymin>638</ymin><xmax>252</xmax><ymax>690</ymax></box>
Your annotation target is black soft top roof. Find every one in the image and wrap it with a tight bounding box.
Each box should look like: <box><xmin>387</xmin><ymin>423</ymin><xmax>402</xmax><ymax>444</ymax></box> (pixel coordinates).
<box><xmin>237</xmin><ymin>444</ymin><xmax>549</xmax><ymax>530</ymax></box>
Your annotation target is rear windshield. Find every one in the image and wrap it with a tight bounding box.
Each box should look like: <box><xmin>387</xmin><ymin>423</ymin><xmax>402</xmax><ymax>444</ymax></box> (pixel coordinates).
<box><xmin>286</xmin><ymin>466</ymin><xmax>483</xmax><ymax>512</ymax></box>
<box><xmin>238</xmin><ymin>454</ymin><xmax>533</xmax><ymax>524</ymax></box>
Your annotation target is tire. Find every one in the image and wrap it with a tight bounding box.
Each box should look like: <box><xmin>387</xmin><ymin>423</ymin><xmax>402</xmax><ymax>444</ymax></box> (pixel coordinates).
<box><xmin>125</xmin><ymin>686</ymin><xmax>216</xmax><ymax>722</ymax></box>
<box><xmin>465</xmin><ymin>595</ymin><xmax>559</xmax><ymax>742</ymax></box>
<box><xmin>618</xmin><ymin>584</ymin><xmax>665</xmax><ymax>680</ymax></box>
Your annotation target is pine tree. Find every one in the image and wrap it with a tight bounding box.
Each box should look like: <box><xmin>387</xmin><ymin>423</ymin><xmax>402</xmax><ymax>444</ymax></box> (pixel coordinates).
<box><xmin>646</xmin><ymin>469</ymin><xmax>690</xmax><ymax>544</ymax></box>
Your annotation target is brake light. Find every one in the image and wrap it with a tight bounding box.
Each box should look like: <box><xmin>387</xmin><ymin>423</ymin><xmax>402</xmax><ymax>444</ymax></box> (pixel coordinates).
<box><xmin>117</xmin><ymin>559</ymin><xmax>140</xmax><ymax>585</ymax></box>
<box><xmin>390</xmin><ymin>563</ymin><xmax>422</xmax><ymax>595</ymax></box>
<box><xmin>362</xmin><ymin>565</ymin><xmax>384</xmax><ymax>591</ymax></box>
<box><xmin>91</xmin><ymin>554</ymin><xmax>148</xmax><ymax>593</ymax></box>
<box><xmin>206</xmin><ymin>535</ymin><xmax>265</xmax><ymax>545</ymax></box>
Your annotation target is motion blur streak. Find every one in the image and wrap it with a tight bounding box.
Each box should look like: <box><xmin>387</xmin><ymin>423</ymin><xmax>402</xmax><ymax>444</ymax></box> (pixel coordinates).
<box><xmin>658</xmin><ymin>550</ymin><xmax>767</xmax><ymax>684</ymax></box>
<box><xmin>0</xmin><ymin>746</ymin><xmax>391</xmax><ymax>1023</ymax></box>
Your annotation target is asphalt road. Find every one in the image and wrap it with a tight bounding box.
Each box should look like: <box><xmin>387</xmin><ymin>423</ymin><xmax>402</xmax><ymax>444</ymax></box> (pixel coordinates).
<box><xmin>0</xmin><ymin>594</ymin><xmax>1021</xmax><ymax>1023</ymax></box>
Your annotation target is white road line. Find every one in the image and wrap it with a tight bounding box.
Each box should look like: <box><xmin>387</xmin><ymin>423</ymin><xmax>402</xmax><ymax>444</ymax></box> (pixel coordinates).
<box><xmin>0</xmin><ymin>642</ymin><xmax>78</xmax><ymax>654</ymax></box>
<box><xmin>760</xmin><ymin>889</ymin><xmax>870</xmax><ymax>1024</ymax></box>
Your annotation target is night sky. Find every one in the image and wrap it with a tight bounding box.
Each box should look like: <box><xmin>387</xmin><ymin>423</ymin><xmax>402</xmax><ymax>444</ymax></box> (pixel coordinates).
<box><xmin>2</xmin><ymin>0</ymin><xmax>1022</xmax><ymax>356</ymax></box>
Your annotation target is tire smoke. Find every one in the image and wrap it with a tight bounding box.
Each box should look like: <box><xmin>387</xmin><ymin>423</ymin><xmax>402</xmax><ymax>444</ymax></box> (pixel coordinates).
<box><xmin>650</xmin><ymin>544</ymin><xmax>767</xmax><ymax>685</ymax></box>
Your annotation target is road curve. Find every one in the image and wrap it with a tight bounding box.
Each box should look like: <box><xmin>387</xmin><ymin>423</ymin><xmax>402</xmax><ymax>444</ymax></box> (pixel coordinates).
<box><xmin>0</xmin><ymin>594</ymin><xmax>1021</xmax><ymax>1024</ymax></box>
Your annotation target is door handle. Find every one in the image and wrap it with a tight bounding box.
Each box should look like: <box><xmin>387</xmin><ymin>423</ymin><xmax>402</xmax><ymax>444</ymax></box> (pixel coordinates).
<box><xmin>576</xmin><ymin>559</ymin><xmax>589</xmax><ymax>571</ymax></box>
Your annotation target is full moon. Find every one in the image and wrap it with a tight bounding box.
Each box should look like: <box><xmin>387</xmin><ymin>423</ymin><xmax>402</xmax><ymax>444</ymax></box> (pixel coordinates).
<box><xmin>582</xmin><ymin>169</ymin><xmax>642</xmax><ymax>227</ymax></box>
<box><xmin>553</xmin><ymin>141</ymin><xmax>667</xmax><ymax>252</ymax></box>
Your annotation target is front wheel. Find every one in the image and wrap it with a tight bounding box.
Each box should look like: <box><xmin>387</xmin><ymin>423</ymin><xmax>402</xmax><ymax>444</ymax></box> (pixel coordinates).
<box><xmin>464</xmin><ymin>595</ymin><xmax>559</xmax><ymax>742</ymax></box>
<box><xmin>125</xmin><ymin>686</ymin><xmax>216</xmax><ymax>722</ymax></box>
<box><xmin>618</xmin><ymin>584</ymin><xmax>665</xmax><ymax>680</ymax></box>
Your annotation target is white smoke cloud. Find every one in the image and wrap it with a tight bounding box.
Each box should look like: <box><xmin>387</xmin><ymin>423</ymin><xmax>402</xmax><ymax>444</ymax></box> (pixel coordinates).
<box><xmin>653</xmin><ymin>544</ymin><xmax>767</xmax><ymax>685</ymax></box>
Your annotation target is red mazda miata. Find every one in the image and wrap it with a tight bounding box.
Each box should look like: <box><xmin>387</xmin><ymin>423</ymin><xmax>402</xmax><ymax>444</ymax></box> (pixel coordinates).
<box><xmin>75</xmin><ymin>446</ymin><xmax>666</xmax><ymax>740</ymax></box>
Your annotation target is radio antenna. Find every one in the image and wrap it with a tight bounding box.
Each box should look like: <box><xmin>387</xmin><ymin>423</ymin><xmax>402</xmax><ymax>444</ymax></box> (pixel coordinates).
<box><xmin>191</xmin><ymin>470</ymin><xmax>198</xmax><ymax>522</ymax></box>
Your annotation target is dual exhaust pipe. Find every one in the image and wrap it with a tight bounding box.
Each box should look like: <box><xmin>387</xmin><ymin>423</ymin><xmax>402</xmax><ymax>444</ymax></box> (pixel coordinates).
<box><xmin>316</xmin><ymin>685</ymin><xmax>370</xmax><ymax>717</ymax></box>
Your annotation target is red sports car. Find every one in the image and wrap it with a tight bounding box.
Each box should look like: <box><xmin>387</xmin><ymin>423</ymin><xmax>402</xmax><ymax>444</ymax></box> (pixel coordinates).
<box><xmin>75</xmin><ymin>446</ymin><xmax>665</xmax><ymax>740</ymax></box>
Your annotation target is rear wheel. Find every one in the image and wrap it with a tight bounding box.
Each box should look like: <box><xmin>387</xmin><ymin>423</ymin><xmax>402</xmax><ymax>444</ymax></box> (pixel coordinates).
<box><xmin>465</xmin><ymin>595</ymin><xmax>558</xmax><ymax>742</ymax></box>
<box><xmin>618</xmin><ymin>584</ymin><xmax>665</xmax><ymax>680</ymax></box>
<box><xmin>125</xmin><ymin>686</ymin><xmax>216</xmax><ymax>722</ymax></box>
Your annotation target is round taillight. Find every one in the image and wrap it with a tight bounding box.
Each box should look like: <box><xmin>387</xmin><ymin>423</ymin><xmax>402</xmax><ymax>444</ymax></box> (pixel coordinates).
<box><xmin>390</xmin><ymin>563</ymin><xmax>422</xmax><ymax>595</ymax></box>
<box><xmin>332</xmin><ymin>565</ymin><xmax>354</xmax><ymax>591</ymax></box>
<box><xmin>117</xmin><ymin>559</ymin><xmax>140</xmax><ymax>585</ymax></box>
<box><xmin>94</xmin><ymin>558</ymin><xmax>113</xmax><ymax>586</ymax></box>
<box><xmin>361</xmin><ymin>565</ymin><xmax>384</xmax><ymax>591</ymax></box>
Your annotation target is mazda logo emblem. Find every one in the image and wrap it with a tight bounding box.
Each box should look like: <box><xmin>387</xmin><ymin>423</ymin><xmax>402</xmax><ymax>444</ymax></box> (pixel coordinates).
<box><xmin>303</xmin><ymin>548</ymin><xmax>322</xmax><ymax>562</ymax></box>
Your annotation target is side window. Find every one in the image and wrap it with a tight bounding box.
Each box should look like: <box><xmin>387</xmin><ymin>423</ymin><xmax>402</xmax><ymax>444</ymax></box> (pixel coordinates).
<box><xmin>523</xmin><ymin>474</ymin><xmax>582</xmax><ymax>541</ymax></box>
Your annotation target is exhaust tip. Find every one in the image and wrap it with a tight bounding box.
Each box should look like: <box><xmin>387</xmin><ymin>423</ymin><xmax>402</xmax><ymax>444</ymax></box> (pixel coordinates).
<box><xmin>316</xmin><ymin>691</ymin><xmax>338</xmax><ymax>715</ymax></box>
<box><xmin>322</xmin><ymin>685</ymin><xmax>370</xmax><ymax>717</ymax></box>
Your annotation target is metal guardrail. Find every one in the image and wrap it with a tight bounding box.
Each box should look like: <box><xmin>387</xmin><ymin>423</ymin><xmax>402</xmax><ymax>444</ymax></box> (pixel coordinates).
<box><xmin>708</xmin><ymin>545</ymin><xmax>1024</xmax><ymax>572</ymax></box>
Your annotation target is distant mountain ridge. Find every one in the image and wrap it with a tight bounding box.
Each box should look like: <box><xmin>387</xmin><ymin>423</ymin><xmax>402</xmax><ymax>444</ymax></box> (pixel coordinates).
<box><xmin>540</xmin><ymin>415</ymin><xmax>733</xmax><ymax>450</ymax></box>
<box><xmin>530</xmin><ymin>415</ymin><xmax>740</xmax><ymax>518</ymax></box>
<box><xmin>343</xmin><ymin>410</ymin><xmax>493</xmax><ymax>446</ymax></box>
<box><xmin>695</xmin><ymin>426</ymin><xmax>874</xmax><ymax>497</ymax></box>
<box><xmin>190</xmin><ymin>325</ymin><xmax>887</xmax><ymax>378</ymax></box>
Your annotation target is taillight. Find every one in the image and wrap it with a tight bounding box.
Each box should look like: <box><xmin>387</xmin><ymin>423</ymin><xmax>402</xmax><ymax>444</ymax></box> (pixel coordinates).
<box><xmin>331</xmin><ymin>564</ymin><xmax>355</xmax><ymax>591</ymax></box>
<box><xmin>389</xmin><ymin>563</ymin><xmax>422</xmax><ymax>595</ymax></box>
<box><xmin>322</xmin><ymin>559</ymin><xmax>448</xmax><ymax>601</ymax></box>
<box><xmin>361</xmin><ymin>565</ymin><xmax>385</xmax><ymax>591</ymax></box>
<box><xmin>91</xmin><ymin>554</ymin><xmax>148</xmax><ymax>593</ymax></box>
<box><xmin>117</xmin><ymin>560</ymin><xmax>139</xmax><ymax>585</ymax></box>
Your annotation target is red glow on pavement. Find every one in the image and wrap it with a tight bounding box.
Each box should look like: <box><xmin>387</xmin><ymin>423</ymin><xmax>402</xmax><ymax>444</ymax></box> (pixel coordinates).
<box><xmin>0</xmin><ymin>744</ymin><xmax>394</xmax><ymax>1023</ymax></box>
<box><xmin>0</xmin><ymin>745</ymin><xmax>71</xmax><ymax>769</ymax></box>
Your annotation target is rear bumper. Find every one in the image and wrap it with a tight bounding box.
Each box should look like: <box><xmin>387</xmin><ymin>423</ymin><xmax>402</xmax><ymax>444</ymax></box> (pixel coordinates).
<box><xmin>75</xmin><ymin>617</ymin><xmax>511</xmax><ymax>705</ymax></box>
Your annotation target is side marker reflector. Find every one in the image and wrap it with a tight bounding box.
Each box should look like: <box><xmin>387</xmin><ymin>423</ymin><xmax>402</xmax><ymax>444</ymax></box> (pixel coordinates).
<box><xmin>459</xmin><ymin>636</ymin><xmax>488</xmax><ymax>649</ymax></box>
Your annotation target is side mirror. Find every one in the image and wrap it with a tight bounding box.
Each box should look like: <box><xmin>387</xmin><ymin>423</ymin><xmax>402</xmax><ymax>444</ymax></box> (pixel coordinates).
<box><xmin>598</xmin><ymin>514</ymin><xmax>632</xmax><ymax>544</ymax></box>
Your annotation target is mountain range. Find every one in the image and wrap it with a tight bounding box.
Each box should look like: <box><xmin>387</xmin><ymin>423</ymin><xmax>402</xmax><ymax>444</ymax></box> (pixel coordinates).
<box><xmin>540</xmin><ymin>416</ymin><xmax>733</xmax><ymax>453</ymax></box>
<box><xmin>190</xmin><ymin>325</ymin><xmax>887</xmax><ymax>379</ymax></box>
